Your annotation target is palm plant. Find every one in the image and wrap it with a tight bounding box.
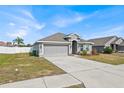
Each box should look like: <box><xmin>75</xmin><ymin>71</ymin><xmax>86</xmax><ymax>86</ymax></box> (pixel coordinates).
<box><xmin>13</xmin><ymin>37</ymin><xmax>24</xmax><ymax>46</ymax></box>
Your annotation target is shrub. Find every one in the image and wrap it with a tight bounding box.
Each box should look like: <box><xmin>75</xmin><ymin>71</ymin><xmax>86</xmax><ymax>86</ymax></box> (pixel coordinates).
<box><xmin>103</xmin><ymin>46</ymin><xmax>113</xmax><ymax>54</ymax></box>
<box><xmin>82</xmin><ymin>50</ymin><xmax>87</xmax><ymax>55</ymax></box>
<box><xmin>30</xmin><ymin>50</ymin><xmax>38</xmax><ymax>56</ymax></box>
<box><xmin>29</xmin><ymin>52</ymin><xmax>32</xmax><ymax>56</ymax></box>
<box><xmin>79</xmin><ymin>51</ymin><xmax>83</xmax><ymax>55</ymax></box>
<box><xmin>79</xmin><ymin>50</ymin><xmax>87</xmax><ymax>55</ymax></box>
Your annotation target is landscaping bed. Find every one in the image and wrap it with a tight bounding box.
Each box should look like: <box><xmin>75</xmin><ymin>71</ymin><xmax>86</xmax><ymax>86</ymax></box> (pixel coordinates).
<box><xmin>0</xmin><ymin>53</ymin><xmax>65</xmax><ymax>85</ymax></box>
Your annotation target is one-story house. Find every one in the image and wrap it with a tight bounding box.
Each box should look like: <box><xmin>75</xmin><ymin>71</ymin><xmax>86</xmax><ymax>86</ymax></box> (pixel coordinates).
<box><xmin>33</xmin><ymin>33</ymin><xmax>94</xmax><ymax>57</ymax></box>
<box><xmin>88</xmin><ymin>36</ymin><xmax>124</xmax><ymax>52</ymax></box>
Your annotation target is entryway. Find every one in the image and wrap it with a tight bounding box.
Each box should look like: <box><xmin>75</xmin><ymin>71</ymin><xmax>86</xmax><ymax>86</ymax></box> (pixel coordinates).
<box><xmin>72</xmin><ymin>40</ymin><xmax>77</xmax><ymax>54</ymax></box>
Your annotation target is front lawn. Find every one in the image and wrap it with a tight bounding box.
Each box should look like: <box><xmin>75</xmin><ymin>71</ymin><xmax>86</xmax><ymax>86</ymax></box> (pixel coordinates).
<box><xmin>82</xmin><ymin>53</ymin><xmax>124</xmax><ymax>65</ymax></box>
<box><xmin>0</xmin><ymin>53</ymin><xmax>65</xmax><ymax>85</ymax></box>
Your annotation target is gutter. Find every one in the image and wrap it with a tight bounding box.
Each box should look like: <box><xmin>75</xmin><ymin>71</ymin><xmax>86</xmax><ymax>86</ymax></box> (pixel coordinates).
<box><xmin>78</xmin><ymin>42</ymin><xmax>94</xmax><ymax>45</ymax></box>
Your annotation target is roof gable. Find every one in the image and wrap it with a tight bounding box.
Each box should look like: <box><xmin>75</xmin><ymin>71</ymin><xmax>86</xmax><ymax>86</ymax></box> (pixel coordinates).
<box><xmin>65</xmin><ymin>33</ymin><xmax>80</xmax><ymax>38</ymax></box>
<box><xmin>111</xmin><ymin>37</ymin><xmax>123</xmax><ymax>45</ymax></box>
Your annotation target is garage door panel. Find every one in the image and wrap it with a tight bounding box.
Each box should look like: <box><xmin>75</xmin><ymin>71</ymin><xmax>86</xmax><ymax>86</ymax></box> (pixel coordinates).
<box><xmin>44</xmin><ymin>45</ymin><xmax>68</xmax><ymax>56</ymax></box>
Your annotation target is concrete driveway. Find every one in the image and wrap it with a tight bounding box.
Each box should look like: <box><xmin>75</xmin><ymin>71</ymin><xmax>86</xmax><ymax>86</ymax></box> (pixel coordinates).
<box><xmin>45</xmin><ymin>56</ymin><xmax>124</xmax><ymax>88</ymax></box>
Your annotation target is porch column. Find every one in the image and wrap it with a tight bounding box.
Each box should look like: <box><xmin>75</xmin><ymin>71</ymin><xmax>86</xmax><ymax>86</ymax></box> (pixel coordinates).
<box><xmin>77</xmin><ymin>44</ymin><xmax>80</xmax><ymax>53</ymax></box>
<box><xmin>42</xmin><ymin>44</ymin><xmax>44</xmax><ymax>55</ymax></box>
<box><xmin>39</xmin><ymin>43</ymin><xmax>44</xmax><ymax>57</ymax></box>
<box><xmin>68</xmin><ymin>44</ymin><xmax>72</xmax><ymax>55</ymax></box>
<box><xmin>113</xmin><ymin>44</ymin><xmax>116</xmax><ymax>52</ymax></box>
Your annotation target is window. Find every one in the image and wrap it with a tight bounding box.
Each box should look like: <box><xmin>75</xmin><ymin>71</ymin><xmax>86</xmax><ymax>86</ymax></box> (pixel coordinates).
<box><xmin>80</xmin><ymin>45</ymin><xmax>83</xmax><ymax>51</ymax></box>
<box><xmin>81</xmin><ymin>47</ymin><xmax>83</xmax><ymax>51</ymax></box>
<box><xmin>86</xmin><ymin>45</ymin><xmax>89</xmax><ymax>51</ymax></box>
<box><xmin>80</xmin><ymin>44</ymin><xmax>91</xmax><ymax>51</ymax></box>
<box><xmin>81</xmin><ymin>44</ymin><xmax>90</xmax><ymax>51</ymax></box>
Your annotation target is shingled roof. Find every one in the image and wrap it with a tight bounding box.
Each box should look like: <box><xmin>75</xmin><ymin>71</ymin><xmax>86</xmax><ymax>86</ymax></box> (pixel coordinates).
<box><xmin>38</xmin><ymin>32</ymin><xmax>88</xmax><ymax>43</ymax></box>
<box><xmin>80</xmin><ymin>39</ymin><xmax>87</xmax><ymax>42</ymax></box>
<box><xmin>88</xmin><ymin>36</ymin><xmax>116</xmax><ymax>46</ymax></box>
<box><xmin>38</xmin><ymin>32</ymin><xmax>67</xmax><ymax>42</ymax></box>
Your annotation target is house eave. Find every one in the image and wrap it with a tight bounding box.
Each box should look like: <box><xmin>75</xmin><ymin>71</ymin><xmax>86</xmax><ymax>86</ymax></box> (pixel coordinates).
<box><xmin>78</xmin><ymin>42</ymin><xmax>94</xmax><ymax>45</ymax></box>
<box><xmin>36</xmin><ymin>41</ymin><xmax>71</xmax><ymax>44</ymax></box>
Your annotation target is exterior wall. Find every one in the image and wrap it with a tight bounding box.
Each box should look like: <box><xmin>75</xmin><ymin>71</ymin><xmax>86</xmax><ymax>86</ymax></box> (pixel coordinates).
<box><xmin>34</xmin><ymin>41</ymin><xmax>93</xmax><ymax>56</ymax></box>
<box><xmin>37</xmin><ymin>43</ymin><xmax>70</xmax><ymax>57</ymax></box>
<box><xmin>33</xmin><ymin>43</ymin><xmax>45</xmax><ymax>57</ymax></box>
<box><xmin>68</xmin><ymin>44</ymin><xmax>72</xmax><ymax>55</ymax></box>
<box><xmin>77</xmin><ymin>43</ymin><xmax>80</xmax><ymax>53</ymax></box>
<box><xmin>118</xmin><ymin>46</ymin><xmax>124</xmax><ymax>52</ymax></box>
<box><xmin>32</xmin><ymin>43</ymin><xmax>39</xmax><ymax>56</ymax></box>
<box><xmin>0</xmin><ymin>46</ymin><xmax>32</xmax><ymax>54</ymax></box>
<box><xmin>93</xmin><ymin>46</ymin><xmax>104</xmax><ymax>53</ymax></box>
<box><xmin>39</xmin><ymin>44</ymin><xmax>44</xmax><ymax>57</ymax></box>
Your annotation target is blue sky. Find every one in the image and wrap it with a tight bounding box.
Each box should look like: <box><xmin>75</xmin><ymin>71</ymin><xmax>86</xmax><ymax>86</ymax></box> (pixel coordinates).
<box><xmin>0</xmin><ymin>5</ymin><xmax>124</xmax><ymax>44</ymax></box>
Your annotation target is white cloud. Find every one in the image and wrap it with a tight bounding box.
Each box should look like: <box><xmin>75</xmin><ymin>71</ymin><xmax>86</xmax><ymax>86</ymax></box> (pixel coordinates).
<box><xmin>3</xmin><ymin>9</ymin><xmax>46</xmax><ymax>38</ymax></box>
<box><xmin>53</xmin><ymin>13</ymin><xmax>85</xmax><ymax>28</ymax></box>
<box><xmin>34</xmin><ymin>24</ymin><xmax>45</xmax><ymax>30</ymax></box>
<box><xmin>9</xmin><ymin>22</ymin><xmax>15</xmax><ymax>26</ymax></box>
<box><xmin>7</xmin><ymin>29</ymin><xmax>27</xmax><ymax>38</ymax></box>
<box><xmin>52</xmin><ymin>10</ymin><xmax>100</xmax><ymax>28</ymax></box>
<box><xmin>21</xmin><ymin>10</ymin><xmax>35</xmax><ymax>20</ymax></box>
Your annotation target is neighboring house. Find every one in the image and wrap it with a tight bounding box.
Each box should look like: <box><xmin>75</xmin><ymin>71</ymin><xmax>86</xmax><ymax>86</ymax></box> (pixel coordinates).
<box><xmin>88</xmin><ymin>36</ymin><xmax>124</xmax><ymax>52</ymax></box>
<box><xmin>0</xmin><ymin>41</ymin><xmax>13</xmax><ymax>47</ymax></box>
<box><xmin>33</xmin><ymin>33</ymin><xmax>94</xmax><ymax>57</ymax></box>
<box><xmin>0</xmin><ymin>41</ymin><xmax>7</xmax><ymax>46</ymax></box>
<box><xmin>6</xmin><ymin>42</ymin><xmax>13</xmax><ymax>47</ymax></box>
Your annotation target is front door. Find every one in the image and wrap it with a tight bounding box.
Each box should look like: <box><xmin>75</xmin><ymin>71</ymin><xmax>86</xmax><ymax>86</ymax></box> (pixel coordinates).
<box><xmin>72</xmin><ymin>41</ymin><xmax>77</xmax><ymax>54</ymax></box>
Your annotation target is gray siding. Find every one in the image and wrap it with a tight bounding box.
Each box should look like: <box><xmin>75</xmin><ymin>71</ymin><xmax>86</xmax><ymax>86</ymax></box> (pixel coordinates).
<box><xmin>93</xmin><ymin>46</ymin><xmax>104</xmax><ymax>53</ymax></box>
<box><xmin>118</xmin><ymin>46</ymin><xmax>124</xmax><ymax>51</ymax></box>
<box><xmin>32</xmin><ymin>44</ymin><xmax>39</xmax><ymax>56</ymax></box>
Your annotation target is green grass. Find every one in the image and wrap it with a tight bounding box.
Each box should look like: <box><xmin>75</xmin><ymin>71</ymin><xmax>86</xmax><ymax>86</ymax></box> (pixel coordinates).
<box><xmin>82</xmin><ymin>53</ymin><xmax>124</xmax><ymax>65</ymax></box>
<box><xmin>0</xmin><ymin>53</ymin><xmax>65</xmax><ymax>85</ymax></box>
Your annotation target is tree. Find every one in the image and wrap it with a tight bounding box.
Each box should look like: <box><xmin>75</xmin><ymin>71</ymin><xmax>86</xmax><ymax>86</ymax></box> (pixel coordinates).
<box><xmin>13</xmin><ymin>37</ymin><xmax>24</xmax><ymax>47</ymax></box>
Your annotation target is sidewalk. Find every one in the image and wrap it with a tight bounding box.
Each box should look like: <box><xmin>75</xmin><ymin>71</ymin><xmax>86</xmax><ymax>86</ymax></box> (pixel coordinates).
<box><xmin>0</xmin><ymin>74</ymin><xmax>82</xmax><ymax>88</ymax></box>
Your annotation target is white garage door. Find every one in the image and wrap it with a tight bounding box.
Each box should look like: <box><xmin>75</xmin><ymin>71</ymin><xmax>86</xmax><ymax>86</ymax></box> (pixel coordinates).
<box><xmin>44</xmin><ymin>45</ymin><xmax>68</xmax><ymax>56</ymax></box>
